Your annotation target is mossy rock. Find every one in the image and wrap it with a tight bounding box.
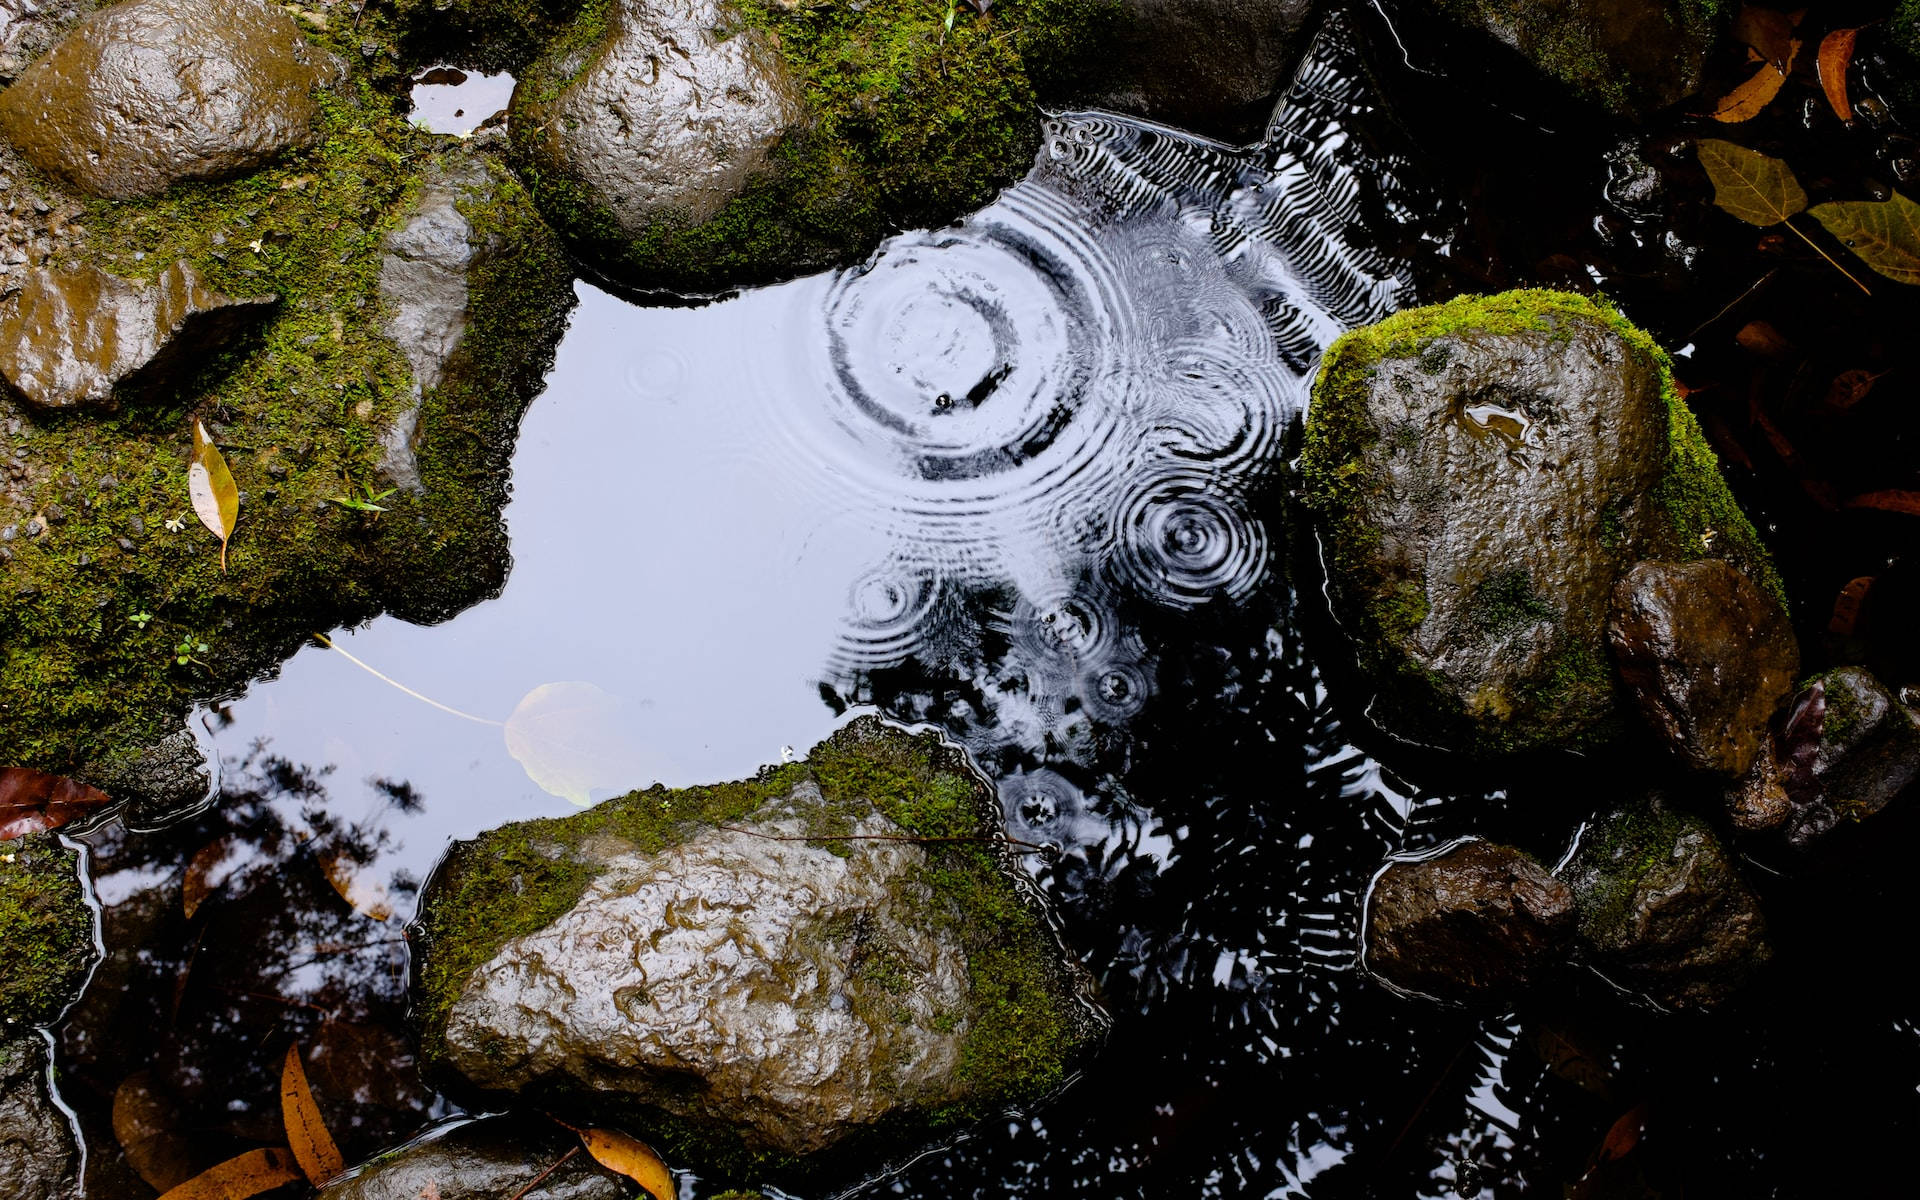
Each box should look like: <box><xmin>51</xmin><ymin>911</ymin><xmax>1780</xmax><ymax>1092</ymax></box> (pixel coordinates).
<box><xmin>412</xmin><ymin>716</ymin><xmax>1103</xmax><ymax>1192</ymax></box>
<box><xmin>0</xmin><ymin>832</ymin><xmax>95</xmax><ymax>1030</ymax></box>
<box><xmin>1300</xmin><ymin>289</ymin><xmax>1779</xmax><ymax>757</ymax></box>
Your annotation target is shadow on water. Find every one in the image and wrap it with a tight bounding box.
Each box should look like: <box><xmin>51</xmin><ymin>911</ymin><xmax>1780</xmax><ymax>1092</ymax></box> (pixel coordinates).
<box><xmin>52</xmin><ymin>10</ymin><xmax>1920</xmax><ymax>1198</ymax></box>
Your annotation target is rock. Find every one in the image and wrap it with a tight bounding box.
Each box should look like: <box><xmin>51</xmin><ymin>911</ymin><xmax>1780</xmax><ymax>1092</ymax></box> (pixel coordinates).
<box><xmin>1300</xmin><ymin>290</ymin><xmax>1780</xmax><ymax>757</ymax></box>
<box><xmin>318</xmin><ymin>1117</ymin><xmax>628</xmax><ymax>1200</ymax></box>
<box><xmin>1364</xmin><ymin>840</ymin><xmax>1574</xmax><ymax>1003</ymax></box>
<box><xmin>415</xmin><ymin>717</ymin><xmax>1100</xmax><ymax>1187</ymax></box>
<box><xmin>511</xmin><ymin>0</ymin><xmax>804</xmax><ymax>237</ymax></box>
<box><xmin>1073</xmin><ymin>0</ymin><xmax>1318</xmax><ymax>144</ymax></box>
<box><xmin>0</xmin><ymin>261</ymin><xmax>277</xmax><ymax>411</ymax></box>
<box><xmin>1607</xmin><ymin>558</ymin><xmax>1799</xmax><ymax>777</ymax></box>
<box><xmin>1564</xmin><ymin>799</ymin><xmax>1770</xmax><ymax>1009</ymax></box>
<box><xmin>1422</xmin><ymin>0</ymin><xmax>1721</xmax><ymax>119</ymax></box>
<box><xmin>1736</xmin><ymin>668</ymin><xmax>1920</xmax><ymax>845</ymax></box>
<box><xmin>0</xmin><ymin>1035</ymin><xmax>80</xmax><ymax>1200</ymax></box>
<box><xmin>0</xmin><ymin>832</ymin><xmax>94</xmax><ymax>1032</ymax></box>
<box><xmin>76</xmin><ymin>728</ymin><xmax>212</xmax><ymax>823</ymax></box>
<box><xmin>0</xmin><ymin>0</ymin><xmax>86</xmax><ymax>84</ymax></box>
<box><xmin>0</xmin><ymin>0</ymin><xmax>343</xmax><ymax>199</ymax></box>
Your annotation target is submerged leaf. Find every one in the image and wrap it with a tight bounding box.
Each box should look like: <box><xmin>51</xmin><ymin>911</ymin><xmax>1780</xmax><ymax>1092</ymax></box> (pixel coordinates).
<box><xmin>0</xmin><ymin>766</ymin><xmax>111</xmax><ymax>840</ymax></box>
<box><xmin>1829</xmin><ymin>575</ymin><xmax>1873</xmax><ymax>637</ymax></box>
<box><xmin>1823</xmin><ymin>366</ymin><xmax>1887</xmax><ymax>410</ymax></box>
<box><xmin>1810</xmin><ymin>193</ymin><xmax>1920</xmax><ymax>284</ymax></box>
<box><xmin>503</xmin><ymin>681</ymin><xmax>653</xmax><ymax>806</ymax></box>
<box><xmin>1708</xmin><ymin>39</ymin><xmax>1799</xmax><ymax>122</ymax></box>
<box><xmin>182</xmin><ymin>835</ymin><xmax>239</xmax><ymax>918</ymax></box>
<box><xmin>578</xmin><ymin>1127</ymin><xmax>673</xmax><ymax>1200</ymax></box>
<box><xmin>1697</xmin><ymin>139</ymin><xmax>1807</xmax><ymax>225</ymax></box>
<box><xmin>112</xmin><ymin>1072</ymin><xmax>197</xmax><ymax>1192</ymax></box>
<box><xmin>281</xmin><ymin>1043</ymin><xmax>346</xmax><ymax>1185</ymax></box>
<box><xmin>155</xmin><ymin>1147</ymin><xmax>302</xmax><ymax>1200</ymax></box>
<box><xmin>1818</xmin><ymin>28</ymin><xmax>1858</xmax><ymax>120</ymax></box>
<box><xmin>1845</xmin><ymin>489</ymin><xmax>1920</xmax><ymax>515</ymax></box>
<box><xmin>1734</xmin><ymin>6</ymin><xmax>1796</xmax><ymax>70</ymax></box>
<box><xmin>319</xmin><ymin>848</ymin><xmax>395</xmax><ymax>921</ymax></box>
<box><xmin>189</xmin><ymin>418</ymin><xmax>240</xmax><ymax>571</ymax></box>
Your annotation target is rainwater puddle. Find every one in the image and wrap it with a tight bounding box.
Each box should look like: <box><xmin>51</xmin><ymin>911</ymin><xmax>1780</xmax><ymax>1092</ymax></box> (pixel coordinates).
<box><xmin>408</xmin><ymin>67</ymin><xmax>514</xmax><ymax>136</ymax></box>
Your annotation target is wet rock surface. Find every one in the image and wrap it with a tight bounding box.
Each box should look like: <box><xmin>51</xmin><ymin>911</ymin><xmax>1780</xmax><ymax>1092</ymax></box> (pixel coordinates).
<box><xmin>0</xmin><ymin>261</ymin><xmax>277</xmax><ymax>411</ymax></box>
<box><xmin>1365</xmin><ymin>840</ymin><xmax>1574</xmax><ymax>1002</ymax></box>
<box><xmin>0</xmin><ymin>0</ymin><xmax>85</xmax><ymax>83</ymax></box>
<box><xmin>1566</xmin><ymin>800</ymin><xmax>1770</xmax><ymax>1010</ymax></box>
<box><xmin>0</xmin><ymin>0</ymin><xmax>343</xmax><ymax>199</ymax></box>
<box><xmin>1608</xmin><ymin>558</ymin><xmax>1799</xmax><ymax>777</ymax></box>
<box><xmin>511</xmin><ymin>0</ymin><xmax>803</xmax><ymax>236</ymax></box>
<box><xmin>74</xmin><ymin>729</ymin><xmax>211</xmax><ymax>822</ymax></box>
<box><xmin>1301</xmin><ymin>290</ymin><xmax>1777</xmax><ymax>756</ymax></box>
<box><xmin>318</xmin><ymin>1117</ymin><xmax>629</xmax><ymax>1200</ymax></box>
<box><xmin>1739</xmin><ymin>668</ymin><xmax>1920</xmax><ymax>845</ymax></box>
<box><xmin>0</xmin><ymin>1035</ymin><xmax>79</xmax><ymax>1200</ymax></box>
<box><xmin>417</xmin><ymin>718</ymin><xmax>1099</xmax><ymax>1183</ymax></box>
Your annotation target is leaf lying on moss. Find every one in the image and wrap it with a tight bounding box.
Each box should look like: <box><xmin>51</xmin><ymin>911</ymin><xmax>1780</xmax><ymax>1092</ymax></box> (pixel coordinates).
<box><xmin>1810</xmin><ymin>192</ymin><xmax>1920</xmax><ymax>284</ymax></box>
<box><xmin>189</xmin><ymin>418</ymin><xmax>240</xmax><ymax>572</ymax></box>
<box><xmin>0</xmin><ymin>766</ymin><xmax>111</xmax><ymax>839</ymax></box>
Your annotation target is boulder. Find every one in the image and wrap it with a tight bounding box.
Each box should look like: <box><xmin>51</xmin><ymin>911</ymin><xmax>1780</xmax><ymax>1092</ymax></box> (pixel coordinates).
<box><xmin>1733</xmin><ymin>667</ymin><xmax>1920</xmax><ymax>845</ymax></box>
<box><xmin>318</xmin><ymin>1117</ymin><xmax>629</xmax><ymax>1200</ymax></box>
<box><xmin>0</xmin><ymin>0</ymin><xmax>343</xmax><ymax>199</ymax></box>
<box><xmin>0</xmin><ymin>831</ymin><xmax>95</xmax><ymax>1031</ymax></box>
<box><xmin>0</xmin><ymin>260</ymin><xmax>277</xmax><ymax>411</ymax></box>
<box><xmin>1300</xmin><ymin>290</ymin><xmax>1780</xmax><ymax>757</ymax></box>
<box><xmin>1608</xmin><ymin>558</ymin><xmax>1799</xmax><ymax>777</ymax></box>
<box><xmin>1422</xmin><ymin>0</ymin><xmax>1721</xmax><ymax>119</ymax></box>
<box><xmin>0</xmin><ymin>1036</ymin><xmax>79</xmax><ymax>1200</ymax></box>
<box><xmin>1364</xmin><ymin>839</ymin><xmax>1574</xmax><ymax>1002</ymax></box>
<box><xmin>414</xmin><ymin>717</ymin><xmax>1101</xmax><ymax>1187</ymax></box>
<box><xmin>511</xmin><ymin>0</ymin><xmax>804</xmax><ymax>237</ymax></box>
<box><xmin>1564</xmin><ymin>799</ymin><xmax>1770</xmax><ymax>1010</ymax></box>
<box><xmin>75</xmin><ymin>728</ymin><xmax>212</xmax><ymax>824</ymax></box>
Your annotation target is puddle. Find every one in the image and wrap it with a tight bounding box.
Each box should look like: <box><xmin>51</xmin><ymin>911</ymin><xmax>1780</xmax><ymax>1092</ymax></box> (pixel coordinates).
<box><xmin>408</xmin><ymin>66</ymin><xmax>515</xmax><ymax>137</ymax></box>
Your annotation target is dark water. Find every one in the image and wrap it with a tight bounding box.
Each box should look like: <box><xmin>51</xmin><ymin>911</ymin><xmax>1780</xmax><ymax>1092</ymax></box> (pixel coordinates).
<box><xmin>50</xmin><ymin>12</ymin><xmax>1920</xmax><ymax>1199</ymax></box>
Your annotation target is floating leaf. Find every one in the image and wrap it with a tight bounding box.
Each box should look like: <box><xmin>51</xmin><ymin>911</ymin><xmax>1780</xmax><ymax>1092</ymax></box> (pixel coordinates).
<box><xmin>1810</xmin><ymin>192</ymin><xmax>1920</xmax><ymax>284</ymax></box>
<box><xmin>189</xmin><ymin>418</ymin><xmax>239</xmax><ymax>571</ymax></box>
<box><xmin>1829</xmin><ymin>575</ymin><xmax>1874</xmax><ymax>636</ymax></box>
<box><xmin>319</xmin><ymin>848</ymin><xmax>395</xmax><ymax>921</ymax></box>
<box><xmin>1846</xmin><ymin>489</ymin><xmax>1920</xmax><ymax>516</ymax></box>
<box><xmin>0</xmin><ymin>766</ymin><xmax>111</xmax><ymax>840</ymax></box>
<box><xmin>112</xmin><ymin>1072</ymin><xmax>197</xmax><ymax>1192</ymax></box>
<box><xmin>1708</xmin><ymin>38</ymin><xmax>1799</xmax><ymax>122</ymax></box>
<box><xmin>182</xmin><ymin>835</ymin><xmax>239</xmax><ymax>918</ymax></box>
<box><xmin>1594</xmin><ymin>1103</ymin><xmax>1648</xmax><ymax>1166</ymax></box>
<box><xmin>1697</xmin><ymin>139</ymin><xmax>1806</xmax><ymax>225</ymax></box>
<box><xmin>1734</xmin><ymin>319</ymin><xmax>1794</xmax><ymax>358</ymax></box>
<box><xmin>1823</xmin><ymin>366</ymin><xmax>1887</xmax><ymax>410</ymax></box>
<box><xmin>1526</xmin><ymin>1025</ymin><xmax>1614</xmax><ymax>1098</ymax></box>
<box><xmin>503</xmin><ymin>682</ymin><xmax>652</xmax><ymax>807</ymax></box>
<box><xmin>577</xmin><ymin>1127</ymin><xmax>673</xmax><ymax>1200</ymax></box>
<box><xmin>1734</xmin><ymin>6</ymin><xmax>1796</xmax><ymax>71</ymax></box>
<box><xmin>1818</xmin><ymin>28</ymin><xmax>1858</xmax><ymax>120</ymax></box>
<box><xmin>156</xmin><ymin>1147</ymin><xmax>302</xmax><ymax>1200</ymax></box>
<box><xmin>281</xmin><ymin>1043</ymin><xmax>346</xmax><ymax>1186</ymax></box>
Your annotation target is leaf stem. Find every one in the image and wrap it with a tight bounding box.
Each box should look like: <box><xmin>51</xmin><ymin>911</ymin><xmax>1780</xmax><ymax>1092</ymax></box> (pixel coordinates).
<box><xmin>310</xmin><ymin>632</ymin><xmax>502</xmax><ymax>726</ymax></box>
<box><xmin>1785</xmin><ymin>216</ymin><xmax>1872</xmax><ymax>295</ymax></box>
<box><xmin>507</xmin><ymin>1147</ymin><xmax>580</xmax><ymax>1200</ymax></box>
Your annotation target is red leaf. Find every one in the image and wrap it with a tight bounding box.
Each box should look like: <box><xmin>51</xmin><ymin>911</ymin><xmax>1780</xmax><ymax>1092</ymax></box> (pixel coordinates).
<box><xmin>1818</xmin><ymin>28</ymin><xmax>1858</xmax><ymax>121</ymax></box>
<box><xmin>1595</xmin><ymin>1102</ymin><xmax>1648</xmax><ymax>1165</ymax></box>
<box><xmin>1829</xmin><ymin>576</ymin><xmax>1874</xmax><ymax>636</ymax></box>
<box><xmin>0</xmin><ymin>767</ymin><xmax>112</xmax><ymax>840</ymax></box>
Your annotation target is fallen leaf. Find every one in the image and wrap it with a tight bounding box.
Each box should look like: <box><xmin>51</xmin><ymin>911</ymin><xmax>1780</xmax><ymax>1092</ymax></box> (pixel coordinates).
<box><xmin>1823</xmin><ymin>367</ymin><xmax>1887</xmax><ymax>410</ymax></box>
<box><xmin>1697</xmin><ymin>139</ymin><xmax>1807</xmax><ymax>225</ymax></box>
<box><xmin>1734</xmin><ymin>6</ymin><xmax>1796</xmax><ymax>71</ymax></box>
<box><xmin>112</xmin><ymin>1072</ymin><xmax>197</xmax><ymax>1192</ymax></box>
<box><xmin>1526</xmin><ymin>1025</ymin><xmax>1614</xmax><ymax>1098</ymax></box>
<box><xmin>578</xmin><ymin>1127</ymin><xmax>673</xmax><ymax>1200</ymax></box>
<box><xmin>281</xmin><ymin>1043</ymin><xmax>346</xmax><ymax>1185</ymax></box>
<box><xmin>182</xmin><ymin>835</ymin><xmax>239</xmax><ymax>918</ymax></box>
<box><xmin>0</xmin><ymin>767</ymin><xmax>111</xmax><ymax>840</ymax></box>
<box><xmin>1708</xmin><ymin>38</ymin><xmax>1800</xmax><ymax>122</ymax></box>
<box><xmin>156</xmin><ymin>1147</ymin><xmax>302</xmax><ymax>1200</ymax></box>
<box><xmin>319</xmin><ymin>848</ymin><xmax>394</xmax><ymax>921</ymax></box>
<box><xmin>189</xmin><ymin>418</ymin><xmax>239</xmax><ymax>571</ymax></box>
<box><xmin>1846</xmin><ymin>489</ymin><xmax>1920</xmax><ymax>515</ymax></box>
<box><xmin>1810</xmin><ymin>192</ymin><xmax>1920</xmax><ymax>284</ymax></box>
<box><xmin>1829</xmin><ymin>575</ymin><xmax>1873</xmax><ymax>636</ymax></box>
<box><xmin>503</xmin><ymin>682</ymin><xmax>653</xmax><ymax>807</ymax></box>
<box><xmin>1818</xmin><ymin>28</ymin><xmax>1858</xmax><ymax>120</ymax></box>
<box><xmin>1734</xmin><ymin>319</ymin><xmax>1794</xmax><ymax>358</ymax></box>
<box><xmin>1593</xmin><ymin>1103</ymin><xmax>1648</xmax><ymax>1166</ymax></box>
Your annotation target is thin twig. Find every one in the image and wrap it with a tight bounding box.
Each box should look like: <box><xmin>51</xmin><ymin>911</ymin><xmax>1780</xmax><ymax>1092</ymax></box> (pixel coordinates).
<box><xmin>507</xmin><ymin>1146</ymin><xmax>579</xmax><ymax>1200</ymax></box>
<box><xmin>1686</xmin><ymin>267</ymin><xmax>1777</xmax><ymax>342</ymax></box>
<box><xmin>1785</xmin><ymin>216</ymin><xmax>1872</xmax><ymax>295</ymax></box>
<box><xmin>312</xmin><ymin>632</ymin><xmax>501</xmax><ymax>726</ymax></box>
<box><xmin>718</xmin><ymin>824</ymin><xmax>1054</xmax><ymax>855</ymax></box>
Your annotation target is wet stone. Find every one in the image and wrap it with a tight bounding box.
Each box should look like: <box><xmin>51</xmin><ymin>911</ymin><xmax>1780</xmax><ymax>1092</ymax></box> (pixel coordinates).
<box><xmin>76</xmin><ymin>728</ymin><xmax>211</xmax><ymax>822</ymax></box>
<box><xmin>1742</xmin><ymin>668</ymin><xmax>1920</xmax><ymax>845</ymax></box>
<box><xmin>1365</xmin><ymin>840</ymin><xmax>1575</xmax><ymax>1003</ymax></box>
<box><xmin>0</xmin><ymin>261</ymin><xmax>277</xmax><ymax>411</ymax></box>
<box><xmin>318</xmin><ymin>1116</ymin><xmax>629</xmax><ymax>1200</ymax></box>
<box><xmin>1608</xmin><ymin>558</ymin><xmax>1800</xmax><ymax>777</ymax></box>
<box><xmin>0</xmin><ymin>0</ymin><xmax>344</xmax><ymax>199</ymax></box>
<box><xmin>0</xmin><ymin>1036</ymin><xmax>80</xmax><ymax>1200</ymax></box>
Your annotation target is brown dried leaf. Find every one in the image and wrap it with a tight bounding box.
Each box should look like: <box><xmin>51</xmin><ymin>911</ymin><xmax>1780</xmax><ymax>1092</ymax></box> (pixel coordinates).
<box><xmin>578</xmin><ymin>1127</ymin><xmax>673</xmax><ymax>1200</ymax></box>
<box><xmin>1697</xmin><ymin>139</ymin><xmax>1807</xmax><ymax>226</ymax></box>
<box><xmin>0</xmin><ymin>766</ymin><xmax>111</xmax><ymax>840</ymax></box>
<box><xmin>1818</xmin><ymin>28</ymin><xmax>1858</xmax><ymax>120</ymax></box>
<box><xmin>1810</xmin><ymin>192</ymin><xmax>1920</xmax><ymax>285</ymax></box>
<box><xmin>182</xmin><ymin>835</ymin><xmax>239</xmax><ymax>918</ymax></box>
<box><xmin>1708</xmin><ymin>39</ymin><xmax>1800</xmax><ymax>122</ymax></box>
<box><xmin>1734</xmin><ymin>320</ymin><xmax>1794</xmax><ymax>358</ymax></box>
<box><xmin>1829</xmin><ymin>575</ymin><xmax>1873</xmax><ymax>636</ymax></box>
<box><xmin>1734</xmin><ymin>6</ymin><xmax>1796</xmax><ymax>71</ymax></box>
<box><xmin>155</xmin><ymin>1147</ymin><xmax>303</xmax><ymax>1200</ymax></box>
<box><xmin>1823</xmin><ymin>367</ymin><xmax>1887</xmax><ymax>410</ymax></box>
<box><xmin>1846</xmin><ymin>490</ymin><xmax>1920</xmax><ymax>516</ymax></box>
<box><xmin>281</xmin><ymin>1043</ymin><xmax>346</xmax><ymax>1185</ymax></box>
<box><xmin>1595</xmin><ymin>1103</ymin><xmax>1648</xmax><ymax>1165</ymax></box>
<box><xmin>318</xmin><ymin>849</ymin><xmax>394</xmax><ymax>922</ymax></box>
<box><xmin>1526</xmin><ymin>1025</ymin><xmax>1614</xmax><ymax>1098</ymax></box>
<box><xmin>112</xmin><ymin>1072</ymin><xmax>197</xmax><ymax>1192</ymax></box>
<box><xmin>189</xmin><ymin>418</ymin><xmax>239</xmax><ymax>572</ymax></box>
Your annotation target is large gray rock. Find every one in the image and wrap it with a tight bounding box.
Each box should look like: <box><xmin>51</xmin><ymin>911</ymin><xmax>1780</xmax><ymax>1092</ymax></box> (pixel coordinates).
<box><xmin>0</xmin><ymin>260</ymin><xmax>277</xmax><ymax>411</ymax></box>
<box><xmin>318</xmin><ymin>1117</ymin><xmax>628</xmax><ymax>1200</ymax></box>
<box><xmin>1365</xmin><ymin>840</ymin><xmax>1574</xmax><ymax>1003</ymax></box>
<box><xmin>0</xmin><ymin>0</ymin><xmax>343</xmax><ymax>199</ymax></box>
<box><xmin>1565</xmin><ymin>799</ymin><xmax>1770</xmax><ymax>1010</ymax></box>
<box><xmin>0</xmin><ymin>1036</ymin><xmax>79</xmax><ymax>1200</ymax></box>
<box><xmin>1300</xmin><ymin>290</ymin><xmax>1778</xmax><ymax>757</ymax></box>
<box><xmin>415</xmin><ymin>718</ymin><xmax>1099</xmax><ymax>1185</ymax></box>
<box><xmin>1608</xmin><ymin>558</ymin><xmax>1800</xmax><ymax>777</ymax></box>
<box><xmin>510</xmin><ymin>0</ymin><xmax>804</xmax><ymax>235</ymax></box>
<box><xmin>1732</xmin><ymin>667</ymin><xmax>1920</xmax><ymax>844</ymax></box>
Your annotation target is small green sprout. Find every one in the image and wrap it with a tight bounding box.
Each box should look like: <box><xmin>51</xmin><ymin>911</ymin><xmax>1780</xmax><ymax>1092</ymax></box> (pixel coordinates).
<box><xmin>329</xmin><ymin>482</ymin><xmax>399</xmax><ymax>514</ymax></box>
<box><xmin>174</xmin><ymin>636</ymin><xmax>210</xmax><ymax>667</ymax></box>
<box><xmin>130</xmin><ymin>611</ymin><xmax>153</xmax><ymax>630</ymax></box>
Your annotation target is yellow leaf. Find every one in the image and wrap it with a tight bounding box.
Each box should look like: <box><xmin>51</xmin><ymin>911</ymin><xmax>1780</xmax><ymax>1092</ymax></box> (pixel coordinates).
<box><xmin>155</xmin><ymin>1147</ymin><xmax>302</xmax><ymax>1200</ymax></box>
<box><xmin>578</xmin><ymin>1127</ymin><xmax>674</xmax><ymax>1200</ymax></box>
<box><xmin>281</xmin><ymin>1043</ymin><xmax>346</xmax><ymax>1185</ymax></box>
<box><xmin>1707</xmin><ymin>38</ymin><xmax>1799</xmax><ymax>123</ymax></box>
<box><xmin>1809</xmin><ymin>192</ymin><xmax>1920</xmax><ymax>285</ymax></box>
<box><xmin>188</xmin><ymin>419</ymin><xmax>239</xmax><ymax>571</ymax></box>
<box><xmin>502</xmin><ymin>681</ymin><xmax>652</xmax><ymax>806</ymax></box>
<box><xmin>1696</xmin><ymin>139</ymin><xmax>1806</xmax><ymax>226</ymax></box>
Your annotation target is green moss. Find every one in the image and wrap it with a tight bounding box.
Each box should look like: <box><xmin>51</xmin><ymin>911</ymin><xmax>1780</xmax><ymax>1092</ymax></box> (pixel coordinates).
<box><xmin>1569</xmin><ymin>800</ymin><xmax>1717</xmax><ymax>950</ymax></box>
<box><xmin>510</xmin><ymin>0</ymin><xmax>1113</xmax><ymax>292</ymax></box>
<box><xmin>0</xmin><ymin>833</ymin><xmax>95</xmax><ymax>1030</ymax></box>
<box><xmin>414</xmin><ymin>718</ymin><xmax>1095</xmax><ymax>1187</ymax></box>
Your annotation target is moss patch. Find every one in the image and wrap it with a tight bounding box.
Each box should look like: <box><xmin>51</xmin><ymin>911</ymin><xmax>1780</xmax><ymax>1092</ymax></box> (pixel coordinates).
<box><xmin>0</xmin><ymin>832</ymin><xmax>94</xmax><ymax>1030</ymax></box>
<box><xmin>413</xmin><ymin>717</ymin><xmax>1096</xmax><ymax>1187</ymax></box>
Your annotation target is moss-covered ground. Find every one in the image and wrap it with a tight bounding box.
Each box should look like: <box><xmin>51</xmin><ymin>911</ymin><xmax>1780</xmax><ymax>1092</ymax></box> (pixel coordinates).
<box><xmin>0</xmin><ymin>832</ymin><xmax>94</xmax><ymax>1030</ymax></box>
<box><xmin>0</xmin><ymin>16</ymin><xmax>576</xmax><ymax>784</ymax></box>
<box><xmin>413</xmin><ymin>716</ymin><xmax>1098</xmax><ymax>1189</ymax></box>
